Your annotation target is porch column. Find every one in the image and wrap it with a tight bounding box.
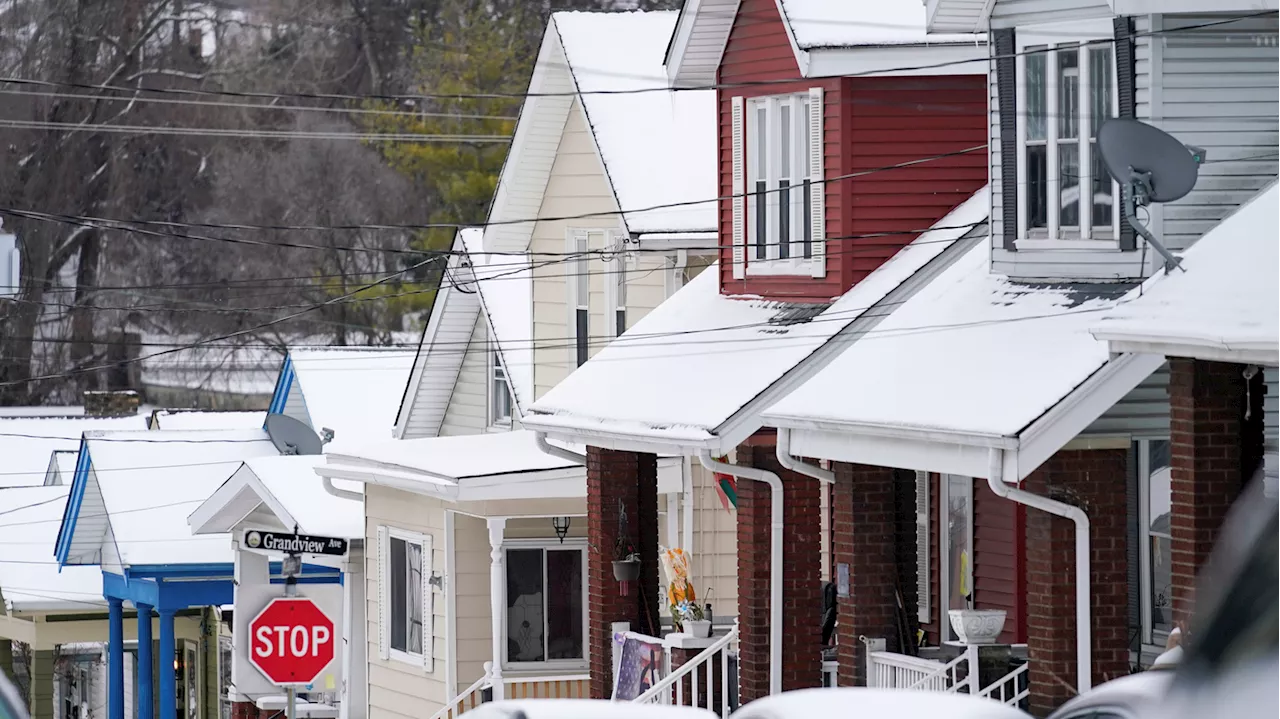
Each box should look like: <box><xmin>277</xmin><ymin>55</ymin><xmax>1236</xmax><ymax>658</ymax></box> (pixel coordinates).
<box><xmin>137</xmin><ymin>603</ymin><xmax>154</xmax><ymax>719</ymax></box>
<box><xmin>1168</xmin><ymin>358</ymin><xmax>1264</xmax><ymax>623</ymax></box>
<box><xmin>159</xmin><ymin>609</ymin><xmax>177</xmax><ymax>719</ymax></box>
<box><xmin>109</xmin><ymin>596</ymin><xmax>125</xmax><ymax>719</ymax></box>
<box><xmin>830</xmin><ymin>463</ymin><xmax>900</xmax><ymax>688</ymax></box>
<box><xmin>28</xmin><ymin>649</ymin><xmax>54</xmax><ymax>719</ymax></box>
<box><xmin>1023</xmin><ymin>448</ymin><xmax>1129</xmax><ymax>716</ymax></box>
<box><xmin>487</xmin><ymin>518</ymin><xmax>507</xmax><ymax>701</ymax></box>
<box><xmin>585</xmin><ymin>447</ymin><xmax>659</xmax><ymax>700</ymax></box>
<box><xmin>736</xmin><ymin>444</ymin><xmax>823</xmax><ymax>702</ymax></box>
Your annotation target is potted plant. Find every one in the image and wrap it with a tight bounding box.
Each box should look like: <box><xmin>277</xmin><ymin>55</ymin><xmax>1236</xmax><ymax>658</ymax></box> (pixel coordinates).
<box><xmin>613</xmin><ymin>537</ymin><xmax>641</xmax><ymax>583</ymax></box>
<box><xmin>677</xmin><ymin>601</ymin><xmax>712</xmax><ymax>638</ymax></box>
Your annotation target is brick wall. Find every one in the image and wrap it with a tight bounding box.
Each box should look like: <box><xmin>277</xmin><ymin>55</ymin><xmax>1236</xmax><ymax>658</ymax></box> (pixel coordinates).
<box><xmin>586</xmin><ymin>447</ymin><xmax>660</xmax><ymax>699</ymax></box>
<box><xmin>1022</xmin><ymin>449</ymin><xmax>1129</xmax><ymax>716</ymax></box>
<box><xmin>1168</xmin><ymin>359</ymin><xmax>1264</xmax><ymax>623</ymax></box>
<box><xmin>830</xmin><ymin>463</ymin><xmax>902</xmax><ymax>687</ymax></box>
<box><xmin>734</xmin><ymin>444</ymin><xmax>823</xmax><ymax>703</ymax></box>
<box><xmin>229</xmin><ymin>702</ymin><xmax>260</xmax><ymax>719</ymax></box>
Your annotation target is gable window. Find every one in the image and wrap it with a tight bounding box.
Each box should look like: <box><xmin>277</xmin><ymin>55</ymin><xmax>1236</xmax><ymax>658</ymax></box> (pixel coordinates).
<box><xmin>503</xmin><ymin>541</ymin><xmax>587</xmax><ymax>669</ymax></box>
<box><xmin>568</xmin><ymin>229</ymin><xmax>611</xmax><ymax>367</ymax></box>
<box><xmin>730</xmin><ymin>89</ymin><xmax>825</xmax><ymax>279</ymax></box>
<box><xmin>606</xmin><ymin>235</ymin><xmax>628</xmax><ymax>338</ymax></box>
<box><xmin>490</xmin><ymin>350</ymin><xmax>512</xmax><ymax>425</ymax></box>
<box><xmin>1137</xmin><ymin>439</ymin><xmax>1173</xmax><ymax>648</ymax></box>
<box><xmin>1017</xmin><ymin>24</ymin><xmax>1119</xmax><ymax>246</ymax></box>
<box><xmin>377</xmin><ymin>526</ymin><xmax>432</xmax><ymax>668</ymax></box>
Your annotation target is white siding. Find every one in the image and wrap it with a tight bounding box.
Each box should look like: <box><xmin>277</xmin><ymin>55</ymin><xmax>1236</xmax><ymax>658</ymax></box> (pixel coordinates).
<box><xmin>689</xmin><ymin>463</ymin><xmax>738</xmax><ymax>619</ymax></box>
<box><xmin>1265</xmin><ymin>366</ymin><xmax>1278</xmax><ymax>452</ymax></box>
<box><xmin>452</xmin><ymin>513</ymin><xmax>492</xmax><ymax>696</ymax></box>
<box><xmin>1084</xmin><ymin>362</ymin><xmax>1171</xmax><ymax>438</ymax></box>
<box><xmin>439</xmin><ymin>317</ymin><xmax>490</xmax><ymax>437</ymax></box>
<box><xmin>988</xmin><ymin>0</ymin><xmax>1112</xmax><ymax>29</ymax></box>
<box><xmin>282</xmin><ymin>375</ymin><xmax>311</xmax><ymax>428</ymax></box>
<box><xmin>365</xmin><ymin>487</ymin><xmax>450</xmax><ymax>718</ymax></box>
<box><xmin>988</xmin><ymin>43</ymin><xmax>1003</xmax><ymax>252</ymax></box>
<box><xmin>927</xmin><ymin>0</ymin><xmax>991</xmax><ymax>33</ymax></box>
<box><xmin>400</xmin><ymin>282</ymin><xmax>483</xmax><ymax>440</ymax></box>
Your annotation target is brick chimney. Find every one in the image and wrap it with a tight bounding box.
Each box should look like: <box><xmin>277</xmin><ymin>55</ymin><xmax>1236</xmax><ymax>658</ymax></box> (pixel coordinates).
<box><xmin>82</xmin><ymin>390</ymin><xmax>140</xmax><ymax>418</ymax></box>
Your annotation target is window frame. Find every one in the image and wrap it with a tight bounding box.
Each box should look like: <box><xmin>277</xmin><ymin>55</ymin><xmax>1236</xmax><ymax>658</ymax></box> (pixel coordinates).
<box><xmin>1015</xmin><ymin>21</ymin><xmax>1122</xmax><ymax>249</ymax></box>
<box><xmin>745</xmin><ymin>93</ymin><xmax>816</xmax><ymax>276</ymax></box>
<box><xmin>382</xmin><ymin>526</ymin><xmax>431</xmax><ymax>667</ymax></box>
<box><xmin>489</xmin><ymin>348</ymin><xmax>512</xmax><ymax>427</ymax></box>
<box><xmin>500</xmin><ymin>537</ymin><xmax>589</xmax><ymax>672</ymax></box>
<box><xmin>566</xmin><ymin>229</ymin><xmax>612</xmax><ymax>368</ymax></box>
<box><xmin>1136</xmin><ymin>438</ymin><xmax>1173</xmax><ymax>650</ymax></box>
<box><xmin>605</xmin><ymin>234</ymin><xmax>628</xmax><ymax>339</ymax></box>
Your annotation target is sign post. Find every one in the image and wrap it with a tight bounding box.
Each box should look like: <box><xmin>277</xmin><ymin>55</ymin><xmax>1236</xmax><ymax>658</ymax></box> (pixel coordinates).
<box><xmin>245</xmin><ymin>527</ymin><xmax>347</xmax><ymax>719</ymax></box>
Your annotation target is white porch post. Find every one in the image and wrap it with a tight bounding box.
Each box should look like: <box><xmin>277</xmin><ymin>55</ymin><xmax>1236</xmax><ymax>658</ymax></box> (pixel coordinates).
<box><xmin>487</xmin><ymin>517</ymin><xmax>507</xmax><ymax>701</ymax></box>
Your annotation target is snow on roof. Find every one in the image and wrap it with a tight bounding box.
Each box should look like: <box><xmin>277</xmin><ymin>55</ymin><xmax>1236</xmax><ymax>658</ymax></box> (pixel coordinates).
<box><xmin>525</xmin><ymin>188</ymin><xmax>989</xmax><ymax>447</ymax></box>
<box><xmin>764</xmin><ymin>240</ymin><xmax>1132</xmax><ymax>437</ymax></box>
<box><xmin>1091</xmin><ymin>182</ymin><xmax>1279</xmax><ymax>364</ymax></box>
<box><xmin>240</xmin><ymin>456</ymin><xmax>363</xmax><ymax>539</ymax></box>
<box><xmin>52</xmin><ymin>451</ymin><xmax>78</xmax><ymax>482</ymax></box>
<box><xmin>778</xmin><ymin>0</ymin><xmax>980</xmax><ymax>49</ymax></box>
<box><xmin>0</xmin><ymin>486</ymin><xmax>105</xmax><ymax>613</ymax></box>
<box><xmin>288</xmin><ymin>347</ymin><xmax>417</xmax><ymax>443</ymax></box>
<box><xmin>150</xmin><ymin>409</ymin><xmax>267</xmax><ymax>431</ymax></box>
<box><xmin>140</xmin><ymin>335</ymin><xmax>281</xmax><ymax>396</ymax></box>
<box><xmin>326</xmin><ymin>429</ymin><xmax>578</xmax><ymax>481</ymax></box>
<box><xmin>0</xmin><ymin>406</ymin><xmax>84</xmax><ymax>417</ymax></box>
<box><xmin>84</xmin><ymin>429</ymin><xmax>277</xmax><ymax>565</ymax></box>
<box><xmin>0</xmin><ymin>415</ymin><xmax>147</xmax><ymax>489</ymax></box>
<box><xmin>553</xmin><ymin>11</ymin><xmax>716</xmax><ymax>234</ymax></box>
<box><xmin>461</xmin><ymin>228</ymin><xmax>535</xmax><ymax>412</ymax></box>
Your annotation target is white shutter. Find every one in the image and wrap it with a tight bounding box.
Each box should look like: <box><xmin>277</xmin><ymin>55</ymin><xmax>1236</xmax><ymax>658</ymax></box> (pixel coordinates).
<box><xmin>808</xmin><ymin>87</ymin><xmax>826</xmax><ymax>278</ymax></box>
<box><xmin>421</xmin><ymin>534</ymin><xmax>434</xmax><ymax>672</ymax></box>
<box><xmin>915</xmin><ymin>472</ymin><xmax>931</xmax><ymax>624</ymax></box>
<box><xmin>730</xmin><ymin>96</ymin><xmax>746</xmax><ymax>280</ymax></box>
<box><xmin>377</xmin><ymin>526</ymin><xmax>389</xmax><ymax>660</ymax></box>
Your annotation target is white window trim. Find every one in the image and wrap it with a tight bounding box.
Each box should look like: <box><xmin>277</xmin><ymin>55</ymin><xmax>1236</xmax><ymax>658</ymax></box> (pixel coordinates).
<box><xmin>604</xmin><ymin>234</ymin><xmax>629</xmax><ymax>339</ymax></box>
<box><xmin>500</xmin><ymin>537</ymin><xmax>590</xmax><ymax>673</ymax></box>
<box><xmin>565</xmin><ymin>229</ymin><xmax>611</xmax><ymax>368</ymax></box>
<box><xmin>1136</xmin><ymin>438</ymin><xmax>1173</xmax><ymax>651</ymax></box>
<box><xmin>939</xmin><ymin>475</ymin><xmax>974</xmax><ymax>642</ymax></box>
<box><xmin>379</xmin><ymin>525</ymin><xmax>434</xmax><ymax>670</ymax></box>
<box><xmin>742</xmin><ymin>88</ymin><xmax>829</xmax><ymax>277</ymax></box>
<box><xmin>488</xmin><ymin>348</ymin><xmax>512</xmax><ymax>428</ymax></box>
<box><xmin>1015</xmin><ymin>19</ymin><xmax>1122</xmax><ymax>249</ymax></box>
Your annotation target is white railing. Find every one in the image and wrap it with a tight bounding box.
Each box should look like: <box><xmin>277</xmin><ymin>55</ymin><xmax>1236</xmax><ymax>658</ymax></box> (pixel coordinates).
<box><xmin>976</xmin><ymin>662</ymin><xmax>1029</xmax><ymax>705</ymax></box>
<box><xmin>429</xmin><ymin>662</ymin><xmax>493</xmax><ymax>719</ymax></box>
<box><xmin>633</xmin><ymin>623</ymin><xmax>738</xmax><ymax>717</ymax></box>
<box><xmin>821</xmin><ymin>660</ymin><xmax>838</xmax><ymax>688</ymax></box>
<box><xmin>867</xmin><ymin>644</ymin><xmax>978</xmax><ymax>694</ymax></box>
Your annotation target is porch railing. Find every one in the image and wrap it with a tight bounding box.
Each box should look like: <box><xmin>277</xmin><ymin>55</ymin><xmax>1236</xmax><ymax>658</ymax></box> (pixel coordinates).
<box><xmin>633</xmin><ymin>622</ymin><xmax>738</xmax><ymax>717</ymax></box>
<box><xmin>428</xmin><ymin>662</ymin><xmax>493</xmax><ymax>719</ymax></box>
<box><xmin>821</xmin><ymin>660</ymin><xmax>838</xmax><ymax>688</ymax></box>
<box><xmin>976</xmin><ymin>662</ymin><xmax>1030</xmax><ymax>705</ymax></box>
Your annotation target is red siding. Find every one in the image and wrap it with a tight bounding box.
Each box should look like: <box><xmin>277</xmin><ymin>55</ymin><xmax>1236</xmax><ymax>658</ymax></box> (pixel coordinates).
<box><xmin>973</xmin><ymin>478</ymin><xmax>1026</xmax><ymax>645</ymax></box>
<box><xmin>712</xmin><ymin>0</ymin><xmax>989</xmax><ymax>301</ymax></box>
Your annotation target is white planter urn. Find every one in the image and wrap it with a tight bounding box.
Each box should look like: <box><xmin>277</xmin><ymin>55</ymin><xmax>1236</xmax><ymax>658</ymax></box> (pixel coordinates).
<box><xmin>686</xmin><ymin>620</ymin><xmax>712</xmax><ymax>639</ymax></box>
<box><xmin>947</xmin><ymin>609</ymin><xmax>1007</xmax><ymax>645</ymax></box>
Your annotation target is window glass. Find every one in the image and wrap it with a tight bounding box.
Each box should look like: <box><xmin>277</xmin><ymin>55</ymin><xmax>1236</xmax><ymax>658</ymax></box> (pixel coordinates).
<box><xmin>546</xmin><ymin>549</ymin><xmax>584</xmax><ymax>660</ymax></box>
<box><xmin>390</xmin><ymin>536</ymin><xmax>424</xmax><ymax>654</ymax></box>
<box><xmin>491</xmin><ymin>351</ymin><xmax>511</xmax><ymax>423</ymax></box>
<box><xmin>1149</xmin><ymin>440</ymin><xmax>1173</xmax><ymax>635</ymax></box>
<box><xmin>506</xmin><ymin>547</ymin><xmax>585</xmax><ymax>664</ymax></box>
<box><xmin>946</xmin><ymin>475</ymin><xmax>973</xmax><ymax>640</ymax></box>
<box><xmin>1025</xmin><ymin>51</ymin><xmax>1048</xmax><ymax>230</ymax></box>
<box><xmin>1057</xmin><ymin>48</ymin><xmax>1080</xmax><ymax>230</ymax></box>
<box><xmin>754</xmin><ymin>105</ymin><xmax>768</xmax><ymax>260</ymax></box>
<box><xmin>507</xmin><ymin>548</ymin><xmax>546</xmax><ymax>662</ymax></box>
<box><xmin>1089</xmin><ymin>46</ymin><xmax>1114</xmax><ymax>228</ymax></box>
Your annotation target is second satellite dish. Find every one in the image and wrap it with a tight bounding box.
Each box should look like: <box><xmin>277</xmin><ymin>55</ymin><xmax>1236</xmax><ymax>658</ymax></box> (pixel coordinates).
<box><xmin>1098</xmin><ymin>118</ymin><xmax>1204</xmax><ymax>203</ymax></box>
<box><xmin>265</xmin><ymin>413</ymin><xmax>323</xmax><ymax>456</ymax></box>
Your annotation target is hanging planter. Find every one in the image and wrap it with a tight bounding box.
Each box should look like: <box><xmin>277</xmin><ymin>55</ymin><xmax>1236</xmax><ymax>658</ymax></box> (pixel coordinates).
<box><xmin>613</xmin><ymin>556</ymin><xmax>642</xmax><ymax>583</ymax></box>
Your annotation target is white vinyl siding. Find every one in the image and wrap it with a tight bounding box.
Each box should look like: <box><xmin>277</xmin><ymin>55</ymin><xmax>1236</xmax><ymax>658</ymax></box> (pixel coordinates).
<box><xmin>438</xmin><ymin>316</ymin><xmax>490</xmax><ymax>437</ymax></box>
<box><xmin>988</xmin><ymin>0</ymin><xmax>1112</xmax><ymax>29</ymax></box>
<box><xmin>689</xmin><ymin>462</ymin><xmax>738</xmax><ymax>619</ymax></box>
<box><xmin>399</xmin><ymin>276</ymin><xmax>483</xmax><ymax>440</ymax></box>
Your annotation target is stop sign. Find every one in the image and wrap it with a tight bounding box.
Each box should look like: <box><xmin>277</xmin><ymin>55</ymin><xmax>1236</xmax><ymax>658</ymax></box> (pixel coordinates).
<box><xmin>248</xmin><ymin>598</ymin><xmax>336</xmax><ymax>686</ymax></box>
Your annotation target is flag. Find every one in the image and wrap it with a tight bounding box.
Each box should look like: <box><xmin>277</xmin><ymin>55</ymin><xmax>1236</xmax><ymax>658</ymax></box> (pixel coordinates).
<box><xmin>713</xmin><ymin>460</ymin><xmax>737</xmax><ymax>511</ymax></box>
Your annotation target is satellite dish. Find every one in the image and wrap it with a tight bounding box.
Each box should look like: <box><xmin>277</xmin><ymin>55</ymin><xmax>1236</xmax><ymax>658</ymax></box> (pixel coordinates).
<box><xmin>1097</xmin><ymin>118</ymin><xmax>1206</xmax><ymax>271</ymax></box>
<box><xmin>265</xmin><ymin>414</ymin><xmax>323</xmax><ymax>456</ymax></box>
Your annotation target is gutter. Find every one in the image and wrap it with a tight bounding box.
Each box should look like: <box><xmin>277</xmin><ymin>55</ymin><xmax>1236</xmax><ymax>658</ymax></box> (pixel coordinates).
<box><xmin>534</xmin><ymin>432</ymin><xmax>586</xmax><ymax>465</ymax></box>
<box><xmin>986</xmin><ymin>448</ymin><xmax>1092</xmax><ymax>694</ymax></box>
<box><xmin>775</xmin><ymin>428</ymin><xmax>834</xmax><ymax>484</ymax></box>
<box><xmin>322</xmin><ymin>476</ymin><xmax>364</xmax><ymax>503</ymax></box>
<box><xmin>698</xmin><ymin>451</ymin><xmax>783</xmax><ymax>697</ymax></box>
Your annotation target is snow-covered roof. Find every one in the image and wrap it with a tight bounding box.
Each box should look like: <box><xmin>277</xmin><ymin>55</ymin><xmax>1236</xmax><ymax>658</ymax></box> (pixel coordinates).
<box><xmin>765</xmin><ymin>239</ymin><xmax>1132</xmax><ymax>438</ymax></box>
<box><xmin>0</xmin><ymin>415</ymin><xmax>147</xmax><ymax>489</ymax></box>
<box><xmin>67</xmin><ymin>429</ymin><xmax>277</xmax><ymax>567</ymax></box>
<box><xmin>150</xmin><ymin>409</ymin><xmax>266</xmax><ymax>431</ymax></box>
<box><xmin>0</xmin><ymin>486</ymin><xmax>106</xmax><ymax>613</ymax></box>
<box><xmin>1091</xmin><ymin>182</ymin><xmax>1279</xmax><ymax>366</ymax></box>
<box><xmin>462</xmin><ymin>228</ymin><xmax>535</xmax><ymax>413</ymax></box>
<box><xmin>189</xmin><ymin>455</ymin><xmax>362</xmax><ymax>540</ymax></box>
<box><xmin>554</xmin><ymin>11</ymin><xmax>716</xmax><ymax>234</ymax></box>
<box><xmin>140</xmin><ymin>335</ymin><xmax>281</xmax><ymax>396</ymax></box>
<box><xmin>524</xmin><ymin>188</ymin><xmax>989</xmax><ymax>451</ymax></box>
<box><xmin>326</xmin><ymin>430</ymin><xmax>578</xmax><ymax>482</ymax></box>
<box><xmin>285</xmin><ymin>347</ymin><xmax>417</xmax><ymax>443</ymax></box>
<box><xmin>50</xmin><ymin>451</ymin><xmax>78</xmax><ymax>485</ymax></box>
<box><xmin>778</xmin><ymin>0</ymin><xmax>979</xmax><ymax>49</ymax></box>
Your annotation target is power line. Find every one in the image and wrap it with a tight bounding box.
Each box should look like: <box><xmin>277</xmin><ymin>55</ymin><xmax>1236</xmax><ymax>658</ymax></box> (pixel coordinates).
<box><xmin>0</xmin><ymin>119</ymin><xmax>513</xmax><ymax>143</ymax></box>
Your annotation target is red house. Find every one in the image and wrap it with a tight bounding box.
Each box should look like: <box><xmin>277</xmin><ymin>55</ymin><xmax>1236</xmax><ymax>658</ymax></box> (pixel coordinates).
<box><xmin>526</xmin><ymin>0</ymin><xmax>992</xmax><ymax>704</ymax></box>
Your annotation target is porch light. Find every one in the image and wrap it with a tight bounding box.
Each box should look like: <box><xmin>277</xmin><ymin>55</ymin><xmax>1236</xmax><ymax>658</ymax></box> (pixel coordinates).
<box><xmin>552</xmin><ymin>516</ymin><xmax>571</xmax><ymax>543</ymax></box>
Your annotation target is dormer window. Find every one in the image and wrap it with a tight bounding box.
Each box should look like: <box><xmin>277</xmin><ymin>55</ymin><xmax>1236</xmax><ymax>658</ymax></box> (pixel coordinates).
<box><xmin>490</xmin><ymin>350</ymin><xmax>512</xmax><ymax>426</ymax></box>
<box><xmin>1016</xmin><ymin>24</ymin><xmax>1119</xmax><ymax>247</ymax></box>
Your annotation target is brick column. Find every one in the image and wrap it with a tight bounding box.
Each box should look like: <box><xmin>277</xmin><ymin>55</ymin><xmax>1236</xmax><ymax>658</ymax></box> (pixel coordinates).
<box><xmin>229</xmin><ymin>703</ymin><xmax>260</xmax><ymax>719</ymax></box>
<box><xmin>1168</xmin><ymin>358</ymin><xmax>1263</xmax><ymax>624</ymax></box>
<box><xmin>734</xmin><ymin>444</ymin><xmax>823</xmax><ymax>703</ymax></box>
<box><xmin>586</xmin><ymin>447</ymin><xmax>659</xmax><ymax>699</ymax></box>
<box><xmin>831</xmin><ymin>463</ymin><xmax>900</xmax><ymax>687</ymax></box>
<box><xmin>1022</xmin><ymin>449</ymin><xmax>1128</xmax><ymax>717</ymax></box>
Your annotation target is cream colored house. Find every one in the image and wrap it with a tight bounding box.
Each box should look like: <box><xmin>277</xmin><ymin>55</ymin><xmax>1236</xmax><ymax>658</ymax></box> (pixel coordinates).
<box><xmin>316</xmin><ymin>10</ymin><xmax>738</xmax><ymax>718</ymax></box>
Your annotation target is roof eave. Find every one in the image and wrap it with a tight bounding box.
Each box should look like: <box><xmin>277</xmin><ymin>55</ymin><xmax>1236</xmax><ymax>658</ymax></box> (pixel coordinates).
<box><xmin>521</xmin><ymin>414</ymin><xmax>722</xmax><ymax>457</ymax></box>
<box><xmin>803</xmin><ymin>42</ymin><xmax>987</xmax><ymax>79</ymax></box>
<box><xmin>1095</xmin><ymin>336</ymin><xmax>1279</xmax><ymax>367</ymax></box>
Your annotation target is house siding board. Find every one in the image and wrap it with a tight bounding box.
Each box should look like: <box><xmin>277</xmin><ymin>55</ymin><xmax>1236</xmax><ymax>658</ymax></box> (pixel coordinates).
<box><xmin>1265</xmin><ymin>366</ymin><xmax>1278</xmax><ymax>450</ymax></box>
<box><xmin>717</xmin><ymin>0</ymin><xmax>800</xmax><ymax>83</ymax></box>
<box><xmin>1084</xmin><ymin>362</ymin><xmax>1172</xmax><ymax>438</ymax></box>
<box><xmin>439</xmin><ymin>317</ymin><xmax>489</xmax><ymax>437</ymax></box>
<box><xmin>973</xmin><ymin>478</ymin><xmax>1021</xmax><ymax>644</ymax></box>
<box><xmin>987</xmin><ymin>0</ymin><xmax>1112</xmax><ymax>29</ymax></box>
<box><xmin>402</xmin><ymin>284</ymin><xmax>482</xmax><ymax>440</ymax></box>
<box><xmin>365</xmin><ymin>486</ymin><xmax>449</xmax><ymax>717</ymax></box>
<box><xmin>282</xmin><ymin>375</ymin><xmax>311</xmax><ymax>428</ymax></box>
<box><xmin>690</xmin><ymin>462</ymin><xmax>739</xmax><ymax>619</ymax></box>
<box><xmin>1150</xmin><ymin>13</ymin><xmax>1279</xmax><ymax>251</ymax></box>
<box><xmin>452</xmin><ymin>513</ymin><xmax>492</xmax><ymax>696</ymax></box>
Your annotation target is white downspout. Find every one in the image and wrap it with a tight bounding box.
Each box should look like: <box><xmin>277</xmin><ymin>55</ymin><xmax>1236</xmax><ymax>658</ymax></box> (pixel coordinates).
<box><xmin>775</xmin><ymin>428</ymin><xmax>834</xmax><ymax>484</ymax></box>
<box><xmin>534</xmin><ymin>431</ymin><xmax>587</xmax><ymax>465</ymax></box>
<box><xmin>985</xmin><ymin>448</ymin><xmax>1092</xmax><ymax>694</ymax></box>
<box><xmin>698</xmin><ymin>450</ymin><xmax>783</xmax><ymax>696</ymax></box>
<box><xmin>322</xmin><ymin>476</ymin><xmax>364</xmax><ymax>503</ymax></box>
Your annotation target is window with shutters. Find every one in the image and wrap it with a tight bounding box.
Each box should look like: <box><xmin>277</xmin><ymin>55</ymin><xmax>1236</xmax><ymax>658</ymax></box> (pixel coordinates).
<box><xmin>503</xmin><ymin>540</ymin><xmax>588</xmax><ymax>670</ymax></box>
<box><xmin>379</xmin><ymin>526</ymin><xmax>432</xmax><ymax>668</ymax></box>
<box><xmin>731</xmin><ymin>89</ymin><xmax>825</xmax><ymax>280</ymax></box>
<box><xmin>915</xmin><ymin>471</ymin><xmax>931</xmax><ymax>624</ymax></box>
<box><xmin>1016</xmin><ymin>22</ymin><xmax>1120</xmax><ymax>248</ymax></box>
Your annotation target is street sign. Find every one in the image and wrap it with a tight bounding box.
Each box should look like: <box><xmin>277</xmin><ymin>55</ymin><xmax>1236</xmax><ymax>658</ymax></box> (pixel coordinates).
<box><xmin>244</xmin><ymin>529</ymin><xmax>348</xmax><ymax>557</ymax></box>
<box><xmin>248</xmin><ymin>598</ymin><xmax>336</xmax><ymax>686</ymax></box>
